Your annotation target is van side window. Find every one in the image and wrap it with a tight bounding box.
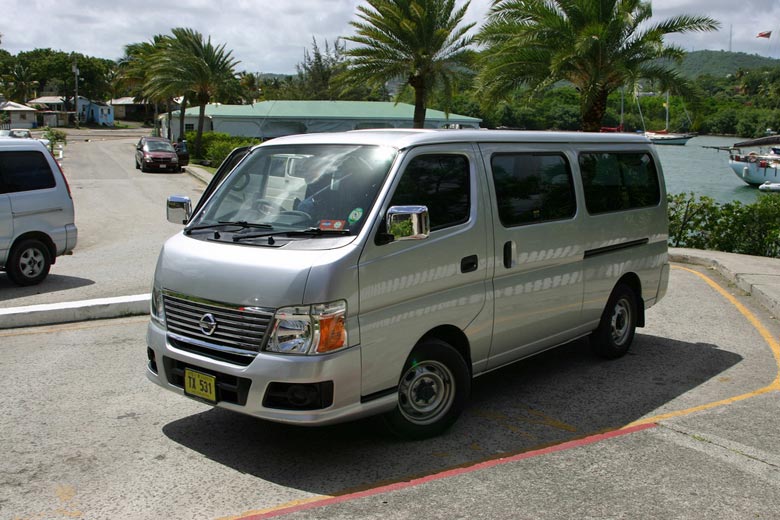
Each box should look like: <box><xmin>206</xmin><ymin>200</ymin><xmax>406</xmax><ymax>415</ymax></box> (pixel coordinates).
<box><xmin>0</xmin><ymin>151</ymin><xmax>56</xmax><ymax>194</ymax></box>
<box><xmin>490</xmin><ymin>153</ymin><xmax>576</xmax><ymax>226</ymax></box>
<box><xmin>579</xmin><ymin>152</ymin><xmax>660</xmax><ymax>214</ymax></box>
<box><xmin>389</xmin><ymin>154</ymin><xmax>470</xmax><ymax>230</ymax></box>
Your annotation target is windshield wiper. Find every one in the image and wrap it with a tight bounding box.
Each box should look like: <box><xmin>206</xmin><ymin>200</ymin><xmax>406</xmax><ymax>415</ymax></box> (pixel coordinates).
<box><xmin>185</xmin><ymin>221</ymin><xmax>273</xmax><ymax>235</ymax></box>
<box><xmin>232</xmin><ymin>227</ymin><xmax>351</xmax><ymax>243</ymax></box>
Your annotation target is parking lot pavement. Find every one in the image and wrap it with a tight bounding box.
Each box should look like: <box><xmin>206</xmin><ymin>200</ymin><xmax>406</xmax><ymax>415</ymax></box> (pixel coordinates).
<box><xmin>256</xmin><ymin>393</ymin><xmax>780</xmax><ymax>520</ymax></box>
<box><xmin>1</xmin><ymin>261</ymin><xmax>779</xmax><ymax>519</ymax></box>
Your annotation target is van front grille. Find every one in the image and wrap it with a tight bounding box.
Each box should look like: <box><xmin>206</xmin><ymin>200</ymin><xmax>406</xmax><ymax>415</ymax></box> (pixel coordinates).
<box><xmin>163</xmin><ymin>291</ymin><xmax>275</xmax><ymax>357</ymax></box>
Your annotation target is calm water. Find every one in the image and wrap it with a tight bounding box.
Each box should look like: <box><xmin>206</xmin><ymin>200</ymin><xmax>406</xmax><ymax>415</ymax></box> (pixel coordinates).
<box><xmin>656</xmin><ymin>135</ymin><xmax>759</xmax><ymax>204</ymax></box>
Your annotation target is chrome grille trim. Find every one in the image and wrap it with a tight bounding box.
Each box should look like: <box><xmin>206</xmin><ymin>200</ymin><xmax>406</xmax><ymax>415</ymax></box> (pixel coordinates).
<box><xmin>162</xmin><ymin>290</ymin><xmax>275</xmax><ymax>355</ymax></box>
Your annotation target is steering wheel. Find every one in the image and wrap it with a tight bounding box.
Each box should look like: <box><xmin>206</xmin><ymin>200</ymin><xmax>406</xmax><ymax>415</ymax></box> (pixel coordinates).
<box><xmin>251</xmin><ymin>199</ymin><xmax>284</xmax><ymax>217</ymax></box>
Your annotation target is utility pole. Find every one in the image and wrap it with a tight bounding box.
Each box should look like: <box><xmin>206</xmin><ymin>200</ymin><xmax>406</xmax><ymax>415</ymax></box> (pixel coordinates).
<box><xmin>72</xmin><ymin>57</ymin><xmax>79</xmax><ymax>128</ymax></box>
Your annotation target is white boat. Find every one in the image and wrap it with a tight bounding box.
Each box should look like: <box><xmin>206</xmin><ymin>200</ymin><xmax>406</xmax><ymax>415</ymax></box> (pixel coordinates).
<box><xmin>643</xmin><ymin>92</ymin><xmax>695</xmax><ymax>145</ymax></box>
<box><xmin>645</xmin><ymin>130</ymin><xmax>696</xmax><ymax>145</ymax></box>
<box><xmin>728</xmin><ymin>136</ymin><xmax>780</xmax><ymax>186</ymax></box>
<box><xmin>758</xmin><ymin>181</ymin><xmax>780</xmax><ymax>192</ymax></box>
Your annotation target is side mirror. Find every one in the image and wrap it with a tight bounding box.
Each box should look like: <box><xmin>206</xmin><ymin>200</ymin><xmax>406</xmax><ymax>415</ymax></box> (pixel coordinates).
<box><xmin>167</xmin><ymin>195</ymin><xmax>192</xmax><ymax>224</ymax></box>
<box><xmin>386</xmin><ymin>205</ymin><xmax>429</xmax><ymax>241</ymax></box>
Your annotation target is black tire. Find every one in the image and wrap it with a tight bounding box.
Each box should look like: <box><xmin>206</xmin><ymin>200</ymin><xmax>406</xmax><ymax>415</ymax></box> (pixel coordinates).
<box><xmin>591</xmin><ymin>283</ymin><xmax>638</xmax><ymax>359</ymax></box>
<box><xmin>383</xmin><ymin>339</ymin><xmax>470</xmax><ymax>440</ymax></box>
<box><xmin>6</xmin><ymin>238</ymin><xmax>52</xmax><ymax>286</ymax></box>
<box><xmin>135</xmin><ymin>158</ymin><xmax>140</xmax><ymax>169</ymax></box>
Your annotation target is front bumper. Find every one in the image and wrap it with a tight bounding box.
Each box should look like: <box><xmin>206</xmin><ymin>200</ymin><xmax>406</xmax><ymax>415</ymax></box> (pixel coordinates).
<box><xmin>146</xmin><ymin>320</ymin><xmax>396</xmax><ymax>425</ymax></box>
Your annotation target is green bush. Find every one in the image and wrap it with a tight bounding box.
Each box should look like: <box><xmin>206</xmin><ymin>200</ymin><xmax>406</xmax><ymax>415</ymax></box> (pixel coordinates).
<box><xmin>668</xmin><ymin>193</ymin><xmax>780</xmax><ymax>257</ymax></box>
<box><xmin>184</xmin><ymin>131</ymin><xmax>260</xmax><ymax>164</ymax></box>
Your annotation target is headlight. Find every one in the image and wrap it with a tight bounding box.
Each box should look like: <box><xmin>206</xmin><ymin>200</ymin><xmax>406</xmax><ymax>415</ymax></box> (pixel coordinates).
<box><xmin>150</xmin><ymin>286</ymin><xmax>166</xmax><ymax>326</ymax></box>
<box><xmin>266</xmin><ymin>300</ymin><xmax>347</xmax><ymax>355</ymax></box>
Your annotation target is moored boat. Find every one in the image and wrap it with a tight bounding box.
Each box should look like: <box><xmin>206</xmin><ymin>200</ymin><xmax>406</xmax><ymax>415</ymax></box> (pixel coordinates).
<box><xmin>645</xmin><ymin>130</ymin><xmax>696</xmax><ymax>145</ymax></box>
<box><xmin>758</xmin><ymin>181</ymin><xmax>780</xmax><ymax>192</ymax></box>
<box><xmin>728</xmin><ymin>136</ymin><xmax>780</xmax><ymax>186</ymax></box>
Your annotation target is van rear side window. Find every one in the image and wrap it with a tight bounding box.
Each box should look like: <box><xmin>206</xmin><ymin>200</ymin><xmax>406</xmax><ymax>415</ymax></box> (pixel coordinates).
<box><xmin>0</xmin><ymin>151</ymin><xmax>56</xmax><ymax>194</ymax></box>
<box><xmin>490</xmin><ymin>153</ymin><xmax>576</xmax><ymax>227</ymax></box>
<box><xmin>579</xmin><ymin>152</ymin><xmax>660</xmax><ymax>214</ymax></box>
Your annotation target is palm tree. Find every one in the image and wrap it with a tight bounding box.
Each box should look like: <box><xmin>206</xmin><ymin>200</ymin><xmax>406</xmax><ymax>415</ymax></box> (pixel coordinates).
<box><xmin>476</xmin><ymin>0</ymin><xmax>719</xmax><ymax>131</ymax></box>
<box><xmin>4</xmin><ymin>63</ymin><xmax>39</xmax><ymax>102</ymax></box>
<box><xmin>118</xmin><ymin>37</ymin><xmax>172</xmax><ymax>131</ymax></box>
<box><xmin>342</xmin><ymin>0</ymin><xmax>474</xmax><ymax>128</ymax></box>
<box><xmin>146</xmin><ymin>28</ymin><xmax>240</xmax><ymax>157</ymax></box>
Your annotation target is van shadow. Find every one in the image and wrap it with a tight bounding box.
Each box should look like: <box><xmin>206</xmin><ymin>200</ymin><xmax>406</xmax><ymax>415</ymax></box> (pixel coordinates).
<box><xmin>162</xmin><ymin>333</ymin><xmax>741</xmax><ymax>496</ymax></box>
<box><xmin>0</xmin><ymin>274</ymin><xmax>95</xmax><ymax>302</ymax></box>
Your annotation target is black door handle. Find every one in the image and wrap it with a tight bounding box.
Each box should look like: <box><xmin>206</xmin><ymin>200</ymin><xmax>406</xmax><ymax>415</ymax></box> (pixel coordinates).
<box><xmin>461</xmin><ymin>255</ymin><xmax>478</xmax><ymax>273</ymax></box>
<box><xmin>503</xmin><ymin>241</ymin><xmax>513</xmax><ymax>268</ymax></box>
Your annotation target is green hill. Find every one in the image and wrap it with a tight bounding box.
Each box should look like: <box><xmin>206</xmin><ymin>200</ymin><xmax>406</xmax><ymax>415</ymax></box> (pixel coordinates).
<box><xmin>680</xmin><ymin>50</ymin><xmax>780</xmax><ymax>78</ymax></box>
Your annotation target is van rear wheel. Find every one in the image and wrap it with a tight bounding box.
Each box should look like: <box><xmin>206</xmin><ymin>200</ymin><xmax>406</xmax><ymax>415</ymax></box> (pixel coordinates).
<box><xmin>591</xmin><ymin>283</ymin><xmax>637</xmax><ymax>359</ymax></box>
<box><xmin>383</xmin><ymin>339</ymin><xmax>470</xmax><ymax>440</ymax></box>
<box><xmin>6</xmin><ymin>239</ymin><xmax>51</xmax><ymax>286</ymax></box>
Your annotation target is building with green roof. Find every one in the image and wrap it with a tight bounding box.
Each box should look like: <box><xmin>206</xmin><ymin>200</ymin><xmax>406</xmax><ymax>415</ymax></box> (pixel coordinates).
<box><xmin>160</xmin><ymin>100</ymin><xmax>481</xmax><ymax>141</ymax></box>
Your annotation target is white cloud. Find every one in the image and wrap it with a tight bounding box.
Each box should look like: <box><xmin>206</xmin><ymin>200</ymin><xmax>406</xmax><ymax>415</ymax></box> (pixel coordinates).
<box><xmin>1</xmin><ymin>0</ymin><xmax>778</xmax><ymax>75</ymax></box>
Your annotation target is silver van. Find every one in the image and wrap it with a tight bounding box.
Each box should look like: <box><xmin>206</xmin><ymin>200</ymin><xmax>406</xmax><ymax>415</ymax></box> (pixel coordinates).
<box><xmin>147</xmin><ymin>130</ymin><xmax>669</xmax><ymax>438</ymax></box>
<box><xmin>0</xmin><ymin>139</ymin><xmax>77</xmax><ymax>286</ymax></box>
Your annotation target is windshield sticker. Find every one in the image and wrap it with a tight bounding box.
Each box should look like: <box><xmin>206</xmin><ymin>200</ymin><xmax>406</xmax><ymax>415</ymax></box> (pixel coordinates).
<box><xmin>348</xmin><ymin>208</ymin><xmax>364</xmax><ymax>225</ymax></box>
<box><xmin>318</xmin><ymin>220</ymin><xmax>347</xmax><ymax>231</ymax></box>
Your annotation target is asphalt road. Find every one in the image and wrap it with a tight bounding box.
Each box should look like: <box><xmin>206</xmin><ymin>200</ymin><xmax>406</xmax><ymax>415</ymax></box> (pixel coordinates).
<box><xmin>0</xmin><ymin>131</ymin><xmax>205</xmax><ymax>306</ymax></box>
<box><xmin>1</xmin><ymin>265</ymin><xmax>779</xmax><ymax>519</ymax></box>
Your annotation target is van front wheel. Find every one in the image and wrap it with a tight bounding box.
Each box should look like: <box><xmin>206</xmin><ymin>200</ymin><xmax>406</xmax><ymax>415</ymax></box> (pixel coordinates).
<box><xmin>7</xmin><ymin>239</ymin><xmax>51</xmax><ymax>286</ymax></box>
<box><xmin>384</xmin><ymin>339</ymin><xmax>470</xmax><ymax>440</ymax></box>
<box><xmin>591</xmin><ymin>283</ymin><xmax>637</xmax><ymax>359</ymax></box>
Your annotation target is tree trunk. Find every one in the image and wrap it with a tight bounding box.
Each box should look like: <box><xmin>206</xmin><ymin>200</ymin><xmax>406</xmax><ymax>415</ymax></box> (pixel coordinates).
<box><xmin>178</xmin><ymin>95</ymin><xmax>187</xmax><ymax>143</ymax></box>
<box><xmin>195</xmin><ymin>103</ymin><xmax>206</xmax><ymax>159</ymax></box>
<box><xmin>165</xmin><ymin>100</ymin><xmax>172</xmax><ymax>141</ymax></box>
<box><xmin>410</xmin><ymin>75</ymin><xmax>427</xmax><ymax>129</ymax></box>
<box><xmin>581</xmin><ymin>89</ymin><xmax>610</xmax><ymax>133</ymax></box>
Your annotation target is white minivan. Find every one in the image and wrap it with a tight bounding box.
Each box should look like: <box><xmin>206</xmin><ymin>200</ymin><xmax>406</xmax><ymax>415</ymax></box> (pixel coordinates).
<box><xmin>147</xmin><ymin>130</ymin><xmax>669</xmax><ymax>438</ymax></box>
<box><xmin>0</xmin><ymin>139</ymin><xmax>77</xmax><ymax>286</ymax></box>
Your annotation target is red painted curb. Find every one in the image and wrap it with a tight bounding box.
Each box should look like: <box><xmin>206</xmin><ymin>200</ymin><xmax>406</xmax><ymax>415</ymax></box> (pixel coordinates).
<box><xmin>236</xmin><ymin>423</ymin><xmax>657</xmax><ymax>519</ymax></box>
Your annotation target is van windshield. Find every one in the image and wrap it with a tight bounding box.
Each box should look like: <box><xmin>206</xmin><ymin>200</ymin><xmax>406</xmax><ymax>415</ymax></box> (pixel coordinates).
<box><xmin>190</xmin><ymin>144</ymin><xmax>397</xmax><ymax>236</ymax></box>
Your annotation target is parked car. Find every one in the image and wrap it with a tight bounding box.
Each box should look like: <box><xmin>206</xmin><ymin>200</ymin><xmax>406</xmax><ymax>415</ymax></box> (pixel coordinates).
<box><xmin>0</xmin><ymin>138</ymin><xmax>77</xmax><ymax>285</ymax></box>
<box><xmin>135</xmin><ymin>137</ymin><xmax>179</xmax><ymax>173</ymax></box>
<box><xmin>0</xmin><ymin>128</ymin><xmax>50</xmax><ymax>147</ymax></box>
<box><xmin>173</xmin><ymin>140</ymin><xmax>189</xmax><ymax>169</ymax></box>
<box><xmin>148</xmin><ymin>129</ymin><xmax>670</xmax><ymax>439</ymax></box>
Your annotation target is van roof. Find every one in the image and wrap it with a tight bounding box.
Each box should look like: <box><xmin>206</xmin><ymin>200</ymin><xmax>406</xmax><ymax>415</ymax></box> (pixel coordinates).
<box><xmin>260</xmin><ymin>129</ymin><xmax>653</xmax><ymax>150</ymax></box>
<box><xmin>0</xmin><ymin>138</ymin><xmax>48</xmax><ymax>151</ymax></box>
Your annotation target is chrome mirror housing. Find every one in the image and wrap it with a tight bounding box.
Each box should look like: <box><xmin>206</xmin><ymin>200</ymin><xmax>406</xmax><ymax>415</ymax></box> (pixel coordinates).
<box><xmin>386</xmin><ymin>205</ymin><xmax>430</xmax><ymax>241</ymax></box>
<box><xmin>167</xmin><ymin>195</ymin><xmax>192</xmax><ymax>225</ymax></box>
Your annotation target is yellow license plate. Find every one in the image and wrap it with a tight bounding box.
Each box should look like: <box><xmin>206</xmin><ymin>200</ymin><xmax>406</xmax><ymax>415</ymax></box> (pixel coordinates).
<box><xmin>184</xmin><ymin>368</ymin><xmax>217</xmax><ymax>403</ymax></box>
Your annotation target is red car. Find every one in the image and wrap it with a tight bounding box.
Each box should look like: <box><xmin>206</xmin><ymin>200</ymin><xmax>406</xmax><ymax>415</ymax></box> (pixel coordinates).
<box><xmin>135</xmin><ymin>137</ymin><xmax>180</xmax><ymax>172</ymax></box>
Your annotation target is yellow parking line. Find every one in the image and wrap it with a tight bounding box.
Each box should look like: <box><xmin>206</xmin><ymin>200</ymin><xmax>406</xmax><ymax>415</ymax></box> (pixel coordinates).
<box><xmin>625</xmin><ymin>265</ymin><xmax>780</xmax><ymax>428</ymax></box>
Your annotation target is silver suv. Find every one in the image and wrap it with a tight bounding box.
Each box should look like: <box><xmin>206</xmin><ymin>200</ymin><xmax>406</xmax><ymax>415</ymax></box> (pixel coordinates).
<box><xmin>0</xmin><ymin>139</ymin><xmax>77</xmax><ymax>285</ymax></box>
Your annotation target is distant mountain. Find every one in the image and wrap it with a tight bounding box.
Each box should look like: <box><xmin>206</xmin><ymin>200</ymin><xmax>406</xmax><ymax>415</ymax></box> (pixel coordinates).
<box><xmin>679</xmin><ymin>50</ymin><xmax>780</xmax><ymax>78</ymax></box>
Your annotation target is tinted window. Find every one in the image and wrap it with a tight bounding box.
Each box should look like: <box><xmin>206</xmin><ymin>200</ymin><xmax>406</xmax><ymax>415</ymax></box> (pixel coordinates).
<box><xmin>0</xmin><ymin>151</ymin><xmax>56</xmax><ymax>194</ymax></box>
<box><xmin>491</xmin><ymin>153</ymin><xmax>576</xmax><ymax>227</ymax></box>
<box><xmin>390</xmin><ymin>154</ymin><xmax>470</xmax><ymax>230</ymax></box>
<box><xmin>579</xmin><ymin>152</ymin><xmax>660</xmax><ymax>214</ymax></box>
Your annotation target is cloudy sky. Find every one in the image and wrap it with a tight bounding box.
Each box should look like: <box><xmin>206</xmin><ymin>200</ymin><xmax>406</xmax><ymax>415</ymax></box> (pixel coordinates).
<box><xmin>2</xmin><ymin>0</ymin><xmax>780</xmax><ymax>74</ymax></box>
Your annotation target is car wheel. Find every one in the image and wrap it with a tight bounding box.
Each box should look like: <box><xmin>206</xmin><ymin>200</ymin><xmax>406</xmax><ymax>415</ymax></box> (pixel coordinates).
<box><xmin>590</xmin><ymin>283</ymin><xmax>638</xmax><ymax>359</ymax></box>
<box><xmin>383</xmin><ymin>339</ymin><xmax>470</xmax><ymax>440</ymax></box>
<box><xmin>6</xmin><ymin>238</ymin><xmax>51</xmax><ymax>286</ymax></box>
<box><xmin>135</xmin><ymin>158</ymin><xmax>140</xmax><ymax>169</ymax></box>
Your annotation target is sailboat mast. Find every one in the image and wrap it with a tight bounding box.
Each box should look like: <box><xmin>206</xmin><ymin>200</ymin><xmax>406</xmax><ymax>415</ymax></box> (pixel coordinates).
<box><xmin>665</xmin><ymin>91</ymin><xmax>670</xmax><ymax>132</ymax></box>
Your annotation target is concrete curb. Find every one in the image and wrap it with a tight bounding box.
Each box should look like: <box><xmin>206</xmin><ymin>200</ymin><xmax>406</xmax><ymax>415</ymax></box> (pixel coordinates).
<box><xmin>0</xmin><ymin>294</ymin><xmax>150</xmax><ymax>329</ymax></box>
<box><xmin>669</xmin><ymin>250</ymin><xmax>780</xmax><ymax>318</ymax></box>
